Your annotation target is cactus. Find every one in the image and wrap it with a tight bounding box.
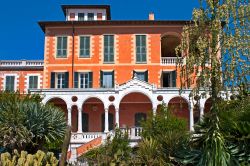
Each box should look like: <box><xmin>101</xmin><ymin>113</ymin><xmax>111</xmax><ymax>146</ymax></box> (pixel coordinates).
<box><xmin>0</xmin><ymin>150</ymin><xmax>59</xmax><ymax>166</ymax></box>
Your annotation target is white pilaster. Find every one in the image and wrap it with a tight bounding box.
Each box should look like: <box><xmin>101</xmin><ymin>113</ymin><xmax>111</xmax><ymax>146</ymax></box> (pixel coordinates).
<box><xmin>77</xmin><ymin>106</ymin><xmax>82</xmax><ymax>133</ymax></box>
<box><xmin>104</xmin><ymin>108</ymin><xmax>109</xmax><ymax>133</ymax></box>
<box><xmin>189</xmin><ymin>103</ymin><xmax>194</xmax><ymax>131</ymax></box>
<box><xmin>67</xmin><ymin>107</ymin><xmax>72</xmax><ymax>126</ymax></box>
<box><xmin>115</xmin><ymin>108</ymin><xmax>119</xmax><ymax>128</ymax></box>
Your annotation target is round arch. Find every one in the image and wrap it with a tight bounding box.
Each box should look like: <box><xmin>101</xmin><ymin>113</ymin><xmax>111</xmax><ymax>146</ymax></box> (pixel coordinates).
<box><xmin>81</xmin><ymin>97</ymin><xmax>106</xmax><ymax>132</ymax></box>
<box><xmin>168</xmin><ymin>96</ymin><xmax>189</xmax><ymax>128</ymax></box>
<box><xmin>119</xmin><ymin>92</ymin><xmax>153</xmax><ymax>128</ymax></box>
<box><xmin>161</xmin><ymin>33</ymin><xmax>181</xmax><ymax>57</ymax></box>
<box><xmin>118</xmin><ymin>90</ymin><xmax>154</xmax><ymax>106</ymax></box>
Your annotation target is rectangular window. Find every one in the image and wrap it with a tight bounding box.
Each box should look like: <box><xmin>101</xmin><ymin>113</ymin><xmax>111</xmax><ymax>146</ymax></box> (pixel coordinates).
<box><xmin>79</xmin><ymin>73</ymin><xmax>89</xmax><ymax>88</ymax></box>
<box><xmin>101</xmin><ymin>71</ymin><xmax>114</xmax><ymax>88</ymax></box>
<box><xmin>87</xmin><ymin>13</ymin><xmax>94</xmax><ymax>20</ymax></box>
<box><xmin>78</xmin><ymin>13</ymin><xmax>85</xmax><ymax>21</ymax></box>
<box><xmin>57</xmin><ymin>73</ymin><xmax>65</xmax><ymax>89</ymax></box>
<box><xmin>162</xmin><ymin>71</ymin><xmax>176</xmax><ymax>87</ymax></box>
<box><xmin>136</xmin><ymin>35</ymin><xmax>147</xmax><ymax>63</ymax></box>
<box><xmin>103</xmin><ymin>35</ymin><xmax>114</xmax><ymax>63</ymax></box>
<box><xmin>56</xmin><ymin>36</ymin><xmax>67</xmax><ymax>58</ymax></box>
<box><xmin>5</xmin><ymin>76</ymin><xmax>15</xmax><ymax>91</ymax></box>
<box><xmin>74</xmin><ymin>72</ymin><xmax>92</xmax><ymax>88</ymax></box>
<box><xmin>134</xmin><ymin>71</ymin><xmax>148</xmax><ymax>82</ymax></box>
<box><xmin>79</xmin><ymin>36</ymin><xmax>90</xmax><ymax>57</ymax></box>
<box><xmin>28</xmin><ymin>76</ymin><xmax>38</xmax><ymax>89</ymax></box>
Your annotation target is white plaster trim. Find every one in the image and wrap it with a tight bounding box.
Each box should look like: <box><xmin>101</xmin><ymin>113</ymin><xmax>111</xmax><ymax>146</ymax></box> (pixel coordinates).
<box><xmin>3</xmin><ymin>74</ymin><xmax>18</xmax><ymax>91</ymax></box>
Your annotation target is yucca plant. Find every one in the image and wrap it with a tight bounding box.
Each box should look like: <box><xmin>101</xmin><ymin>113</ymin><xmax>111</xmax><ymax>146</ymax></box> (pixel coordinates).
<box><xmin>0</xmin><ymin>91</ymin><xmax>67</xmax><ymax>152</ymax></box>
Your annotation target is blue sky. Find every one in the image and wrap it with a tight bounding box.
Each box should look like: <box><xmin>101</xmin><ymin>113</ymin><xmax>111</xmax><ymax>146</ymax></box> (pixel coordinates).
<box><xmin>0</xmin><ymin>0</ymin><xmax>199</xmax><ymax>60</ymax></box>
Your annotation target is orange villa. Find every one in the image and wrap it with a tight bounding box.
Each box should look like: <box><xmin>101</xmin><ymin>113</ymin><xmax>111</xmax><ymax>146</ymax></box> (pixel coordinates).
<box><xmin>0</xmin><ymin>5</ymin><xmax>216</xmax><ymax>160</ymax></box>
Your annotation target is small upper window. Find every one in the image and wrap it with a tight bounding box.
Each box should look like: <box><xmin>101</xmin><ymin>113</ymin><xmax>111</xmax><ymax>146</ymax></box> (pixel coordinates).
<box><xmin>56</xmin><ymin>36</ymin><xmax>67</xmax><ymax>58</ymax></box>
<box><xmin>78</xmin><ymin>13</ymin><xmax>85</xmax><ymax>21</ymax></box>
<box><xmin>28</xmin><ymin>76</ymin><xmax>38</xmax><ymax>89</ymax></box>
<box><xmin>133</xmin><ymin>71</ymin><xmax>148</xmax><ymax>82</ymax></box>
<box><xmin>87</xmin><ymin>13</ymin><xmax>94</xmax><ymax>20</ymax></box>
<box><xmin>5</xmin><ymin>76</ymin><xmax>15</xmax><ymax>91</ymax></box>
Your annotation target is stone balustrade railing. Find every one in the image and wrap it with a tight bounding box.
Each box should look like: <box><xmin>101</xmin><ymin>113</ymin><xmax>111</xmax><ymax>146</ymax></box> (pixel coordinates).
<box><xmin>0</xmin><ymin>60</ymin><xmax>44</xmax><ymax>67</ymax></box>
<box><xmin>161</xmin><ymin>57</ymin><xmax>177</xmax><ymax>66</ymax></box>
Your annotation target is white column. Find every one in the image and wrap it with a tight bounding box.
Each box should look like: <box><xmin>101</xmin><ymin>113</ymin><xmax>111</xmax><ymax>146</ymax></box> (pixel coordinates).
<box><xmin>152</xmin><ymin>107</ymin><xmax>157</xmax><ymax>116</ymax></box>
<box><xmin>104</xmin><ymin>108</ymin><xmax>109</xmax><ymax>133</ymax></box>
<box><xmin>200</xmin><ymin>106</ymin><xmax>204</xmax><ymax>121</ymax></box>
<box><xmin>115</xmin><ymin>108</ymin><xmax>119</xmax><ymax>128</ymax></box>
<box><xmin>67</xmin><ymin>107</ymin><xmax>72</xmax><ymax>126</ymax></box>
<box><xmin>189</xmin><ymin>103</ymin><xmax>194</xmax><ymax>131</ymax></box>
<box><xmin>77</xmin><ymin>106</ymin><xmax>82</xmax><ymax>133</ymax></box>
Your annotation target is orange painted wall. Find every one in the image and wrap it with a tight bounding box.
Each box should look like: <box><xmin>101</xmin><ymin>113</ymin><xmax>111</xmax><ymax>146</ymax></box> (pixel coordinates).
<box><xmin>43</xmin><ymin>25</ymin><xmax>183</xmax><ymax>89</ymax></box>
<box><xmin>0</xmin><ymin>70</ymin><xmax>43</xmax><ymax>93</ymax></box>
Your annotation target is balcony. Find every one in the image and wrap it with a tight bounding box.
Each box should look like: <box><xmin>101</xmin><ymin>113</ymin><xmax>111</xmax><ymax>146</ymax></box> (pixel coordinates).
<box><xmin>161</xmin><ymin>57</ymin><xmax>177</xmax><ymax>66</ymax></box>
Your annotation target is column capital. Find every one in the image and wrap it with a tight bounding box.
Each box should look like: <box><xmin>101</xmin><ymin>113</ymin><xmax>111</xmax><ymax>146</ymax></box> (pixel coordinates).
<box><xmin>104</xmin><ymin>108</ymin><xmax>109</xmax><ymax>112</ymax></box>
<box><xmin>115</xmin><ymin>107</ymin><xmax>119</xmax><ymax>111</ymax></box>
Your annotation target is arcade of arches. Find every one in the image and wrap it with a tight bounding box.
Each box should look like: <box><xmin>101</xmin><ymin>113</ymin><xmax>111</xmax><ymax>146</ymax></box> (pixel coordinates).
<box><xmin>47</xmin><ymin>95</ymin><xmax>212</xmax><ymax>133</ymax></box>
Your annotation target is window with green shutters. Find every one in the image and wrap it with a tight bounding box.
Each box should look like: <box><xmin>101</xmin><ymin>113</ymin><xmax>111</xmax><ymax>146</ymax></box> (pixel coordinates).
<box><xmin>56</xmin><ymin>36</ymin><xmax>67</xmax><ymax>58</ymax></box>
<box><xmin>79</xmin><ymin>36</ymin><xmax>90</xmax><ymax>58</ymax></box>
<box><xmin>5</xmin><ymin>76</ymin><xmax>15</xmax><ymax>91</ymax></box>
<box><xmin>100</xmin><ymin>71</ymin><xmax>114</xmax><ymax>88</ymax></box>
<box><xmin>28</xmin><ymin>76</ymin><xmax>38</xmax><ymax>89</ymax></box>
<box><xmin>103</xmin><ymin>35</ymin><xmax>114</xmax><ymax>63</ymax></box>
<box><xmin>136</xmin><ymin>35</ymin><xmax>147</xmax><ymax>63</ymax></box>
<box><xmin>50</xmin><ymin>72</ymin><xmax>69</xmax><ymax>89</ymax></box>
<box><xmin>74</xmin><ymin>72</ymin><xmax>93</xmax><ymax>88</ymax></box>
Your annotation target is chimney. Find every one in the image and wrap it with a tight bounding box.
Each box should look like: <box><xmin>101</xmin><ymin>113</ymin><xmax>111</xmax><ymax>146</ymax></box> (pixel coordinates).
<box><xmin>149</xmin><ymin>12</ymin><xmax>154</xmax><ymax>20</ymax></box>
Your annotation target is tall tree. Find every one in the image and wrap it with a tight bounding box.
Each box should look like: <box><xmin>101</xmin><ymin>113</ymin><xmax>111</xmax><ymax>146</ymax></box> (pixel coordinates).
<box><xmin>175</xmin><ymin>0</ymin><xmax>249</xmax><ymax>165</ymax></box>
<box><xmin>176</xmin><ymin>0</ymin><xmax>249</xmax><ymax>102</ymax></box>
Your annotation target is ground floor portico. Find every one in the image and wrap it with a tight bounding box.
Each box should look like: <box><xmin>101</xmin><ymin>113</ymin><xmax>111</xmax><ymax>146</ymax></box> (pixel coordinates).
<box><xmin>31</xmin><ymin>77</ymin><xmax>223</xmax><ymax>148</ymax></box>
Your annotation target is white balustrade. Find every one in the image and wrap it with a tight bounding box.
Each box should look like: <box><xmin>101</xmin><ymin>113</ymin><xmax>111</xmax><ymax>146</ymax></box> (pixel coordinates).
<box><xmin>71</xmin><ymin>132</ymin><xmax>103</xmax><ymax>143</ymax></box>
<box><xmin>0</xmin><ymin>60</ymin><xmax>43</xmax><ymax>67</ymax></box>
<box><xmin>161</xmin><ymin>57</ymin><xmax>177</xmax><ymax>65</ymax></box>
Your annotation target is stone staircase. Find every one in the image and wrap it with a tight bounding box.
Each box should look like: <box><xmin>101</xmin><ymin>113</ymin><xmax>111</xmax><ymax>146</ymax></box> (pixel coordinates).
<box><xmin>68</xmin><ymin>136</ymin><xmax>103</xmax><ymax>162</ymax></box>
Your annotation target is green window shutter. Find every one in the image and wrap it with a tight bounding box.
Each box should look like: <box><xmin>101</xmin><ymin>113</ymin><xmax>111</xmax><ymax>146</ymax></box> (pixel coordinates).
<box><xmin>100</xmin><ymin>71</ymin><xmax>103</xmax><ymax>87</ymax></box>
<box><xmin>112</xmin><ymin>70</ymin><xmax>114</xmax><ymax>88</ymax></box>
<box><xmin>104</xmin><ymin>35</ymin><xmax>114</xmax><ymax>63</ymax></box>
<box><xmin>80</xmin><ymin>36</ymin><xmax>90</xmax><ymax>57</ymax></box>
<box><xmin>50</xmin><ymin>72</ymin><xmax>55</xmax><ymax>88</ymax></box>
<box><xmin>136</xmin><ymin>35</ymin><xmax>147</xmax><ymax>63</ymax></box>
<box><xmin>64</xmin><ymin>72</ymin><xmax>69</xmax><ymax>88</ymax></box>
<box><xmin>89</xmin><ymin>72</ymin><xmax>93</xmax><ymax>88</ymax></box>
<box><xmin>74</xmin><ymin>72</ymin><xmax>79</xmax><ymax>88</ymax></box>
<box><xmin>145</xmin><ymin>70</ymin><xmax>148</xmax><ymax>82</ymax></box>
<box><xmin>172</xmin><ymin>70</ymin><xmax>176</xmax><ymax>87</ymax></box>
<box><xmin>133</xmin><ymin>70</ymin><xmax>135</xmax><ymax>78</ymax></box>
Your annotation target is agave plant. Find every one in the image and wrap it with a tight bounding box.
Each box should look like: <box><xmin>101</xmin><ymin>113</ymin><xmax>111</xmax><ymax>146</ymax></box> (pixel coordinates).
<box><xmin>0</xmin><ymin>91</ymin><xmax>67</xmax><ymax>152</ymax></box>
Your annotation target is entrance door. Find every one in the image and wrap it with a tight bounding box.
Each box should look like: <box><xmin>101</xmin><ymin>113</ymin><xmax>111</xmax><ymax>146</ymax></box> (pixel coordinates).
<box><xmin>101</xmin><ymin>113</ymin><xmax>114</xmax><ymax>131</ymax></box>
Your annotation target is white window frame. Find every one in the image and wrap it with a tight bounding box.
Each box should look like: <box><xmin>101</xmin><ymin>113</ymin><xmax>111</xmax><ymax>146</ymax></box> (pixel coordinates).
<box><xmin>3</xmin><ymin>74</ymin><xmax>18</xmax><ymax>91</ymax></box>
<box><xmin>27</xmin><ymin>74</ymin><xmax>41</xmax><ymax>90</ymax></box>
<box><xmin>79</xmin><ymin>35</ymin><xmax>91</xmax><ymax>58</ymax></box>
<box><xmin>55</xmin><ymin>36</ymin><xmax>68</xmax><ymax>58</ymax></box>
<box><xmin>103</xmin><ymin>34</ymin><xmax>115</xmax><ymax>64</ymax></box>
<box><xmin>135</xmin><ymin>34</ymin><xmax>147</xmax><ymax>64</ymax></box>
<box><xmin>56</xmin><ymin>72</ymin><xmax>65</xmax><ymax>89</ymax></box>
<box><xmin>78</xmin><ymin>72</ymin><xmax>90</xmax><ymax>88</ymax></box>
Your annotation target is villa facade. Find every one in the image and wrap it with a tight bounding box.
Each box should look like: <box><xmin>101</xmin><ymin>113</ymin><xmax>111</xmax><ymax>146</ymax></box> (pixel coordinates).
<box><xmin>0</xmin><ymin>5</ymin><xmax>218</xmax><ymax>158</ymax></box>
